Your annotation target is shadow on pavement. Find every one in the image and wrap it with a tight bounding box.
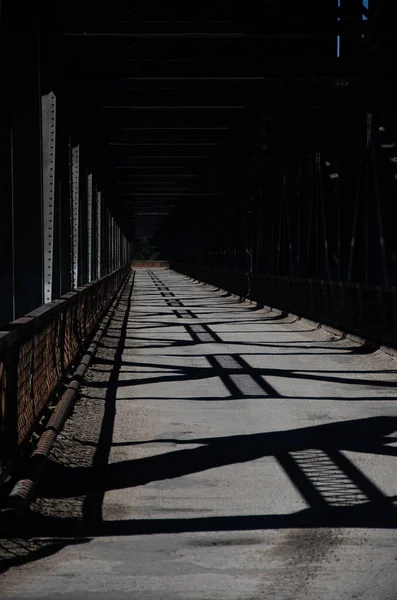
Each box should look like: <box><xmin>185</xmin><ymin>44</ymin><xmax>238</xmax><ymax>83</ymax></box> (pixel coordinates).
<box><xmin>1</xmin><ymin>270</ymin><xmax>397</xmax><ymax>576</ymax></box>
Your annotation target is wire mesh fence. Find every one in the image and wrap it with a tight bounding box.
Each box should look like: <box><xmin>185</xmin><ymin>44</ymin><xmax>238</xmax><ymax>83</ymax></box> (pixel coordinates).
<box><xmin>0</xmin><ymin>265</ymin><xmax>130</xmax><ymax>483</ymax></box>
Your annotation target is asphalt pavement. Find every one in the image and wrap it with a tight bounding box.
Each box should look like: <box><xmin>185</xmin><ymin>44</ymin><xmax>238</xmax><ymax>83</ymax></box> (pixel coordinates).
<box><xmin>1</xmin><ymin>268</ymin><xmax>397</xmax><ymax>599</ymax></box>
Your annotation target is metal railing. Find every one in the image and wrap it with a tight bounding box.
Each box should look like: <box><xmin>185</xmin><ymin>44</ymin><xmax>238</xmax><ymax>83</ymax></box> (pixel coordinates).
<box><xmin>0</xmin><ymin>265</ymin><xmax>130</xmax><ymax>482</ymax></box>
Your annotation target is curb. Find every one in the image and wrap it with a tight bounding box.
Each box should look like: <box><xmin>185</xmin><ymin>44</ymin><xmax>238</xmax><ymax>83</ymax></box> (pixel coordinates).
<box><xmin>0</xmin><ymin>271</ymin><xmax>135</xmax><ymax>535</ymax></box>
<box><xmin>266</xmin><ymin>307</ymin><xmax>397</xmax><ymax>357</ymax></box>
<box><xmin>178</xmin><ymin>272</ymin><xmax>397</xmax><ymax>361</ymax></box>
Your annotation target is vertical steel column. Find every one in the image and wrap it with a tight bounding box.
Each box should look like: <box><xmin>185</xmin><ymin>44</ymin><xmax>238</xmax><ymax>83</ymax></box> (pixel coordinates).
<box><xmin>104</xmin><ymin>208</ymin><xmax>110</xmax><ymax>276</ymax></box>
<box><xmin>276</xmin><ymin>175</ymin><xmax>285</xmax><ymax>276</ymax></box>
<box><xmin>339</xmin><ymin>0</ymin><xmax>363</xmax><ymax>57</ymax></box>
<box><xmin>52</xmin><ymin>150</ymin><xmax>61</xmax><ymax>300</ymax></box>
<box><xmin>87</xmin><ymin>173</ymin><xmax>93</xmax><ymax>282</ymax></box>
<box><xmin>296</xmin><ymin>163</ymin><xmax>302</xmax><ymax>277</ymax></box>
<box><xmin>108</xmin><ymin>211</ymin><xmax>111</xmax><ymax>272</ymax></box>
<box><xmin>109</xmin><ymin>216</ymin><xmax>113</xmax><ymax>273</ymax></box>
<box><xmin>115</xmin><ymin>225</ymin><xmax>119</xmax><ymax>269</ymax></box>
<box><xmin>115</xmin><ymin>220</ymin><xmax>118</xmax><ymax>269</ymax></box>
<box><xmin>284</xmin><ymin>174</ymin><xmax>295</xmax><ymax>277</ymax></box>
<box><xmin>118</xmin><ymin>225</ymin><xmax>121</xmax><ymax>269</ymax></box>
<box><xmin>41</xmin><ymin>92</ymin><xmax>56</xmax><ymax>303</ymax></box>
<box><xmin>113</xmin><ymin>216</ymin><xmax>116</xmax><ymax>271</ymax></box>
<box><xmin>115</xmin><ymin>224</ymin><xmax>119</xmax><ymax>269</ymax></box>
<box><xmin>305</xmin><ymin>155</ymin><xmax>317</xmax><ymax>278</ymax></box>
<box><xmin>115</xmin><ymin>220</ymin><xmax>119</xmax><ymax>269</ymax></box>
<box><xmin>348</xmin><ymin>153</ymin><xmax>363</xmax><ymax>282</ymax></box>
<box><xmin>11</xmin><ymin>23</ymin><xmax>44</xmax><ymax>317</ymax></box>
<box><xmin>370</xmin><ymin>115</ymin><xmax>389</xmax><ymax>285</ymax></box>
<box><xmin>317</xmin><ymin>152</ymin><xmax>331</xmax><ymax>281</ymax></box>
<box><xmin>118</xmin><ymin>227</ymin><xmax>121</xmax><ymax>268</ymax></box>
<box><xmin>79</xmin><ymin>159</ymin><xmax>88</xmax><ymax>286</ymax></box>
<box><xmin>106</xmin><ymin>212</ymin><xmax>110</xmax><ymax>275</ymax></box>
<box><xmin>0</xmin><ymin>26</ymin><xmax>13</xmax><ymax>324</ymax></box>
<box><xmin>58</xmin><ymin>130</ymin><xmax>73</xmax><ymax>295</ymax></box>
<box><xmin>96</xmin><ymin>190</ymin><xmax>102</xmax><ymax>279</ymax></box>
<box><xmin>71</xmin><ymin>145</ymin><xmax>79</xmax><ymax>289</ymax></box>
<box><xmin>122</xmin><ymin>235</ymin><xmax>126</xmax><ymax>265</ymax></box>
<box><xmin>109</xmin><ymin>213</ymin><xmax>114</xmax><ymax>273</ymax></box>
<box><xmin>364</xmin><ymin>113</ymin><xmax>371</xmax><ymax>284</ymax></box>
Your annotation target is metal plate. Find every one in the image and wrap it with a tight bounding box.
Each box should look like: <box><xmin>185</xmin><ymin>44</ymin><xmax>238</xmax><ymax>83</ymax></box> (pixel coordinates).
<box><xmin>109</xmin><ymin>214</ymin><xmax>114</xmax><ymax>273</ymax></box>
<box><xmin>42</xmin><ymin>92</ymin><xmax>56</xmax><ymax>303</ymax></box>
<box><xmin>72</xmin><ymin>145</ymin><xmax>80</xmax><ymax>289</ymax></box>
<box><xmin>87</xmin><ymin>173</ymin><xmax>93</xmax><ymax>282</ymax></box>
<box><xmin>96</xmin><ymin>191</ymin><xmax>102</xmax><ymax>279</ymax></box>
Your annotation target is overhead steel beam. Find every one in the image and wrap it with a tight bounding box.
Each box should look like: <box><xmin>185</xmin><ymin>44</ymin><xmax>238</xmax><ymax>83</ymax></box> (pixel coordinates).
<box><xmin>103</xmin><ymin>105</ymin><xmax>247</xmax><ymax>110</ymax></box>
<box><xmin>121</xmin><ymin>127</ymin><xmax>229</xmax><ymax>130</ymax></box>
<box><xmin>73</xmin><ymin>71</ymin><xmax>396</xmax><ymax>80</ymax></box>
<box><xmin>123</xmin><ymin>156</ymin><xmax>209</xmax><ymax>159</ymax></box>
<box><xmin>121</xmin><ymin>174</ymin><xmax>197</xmax><ymax>178</ymax></box>
<box><xmin>63</xmin><ymin>23</ymin><xmax>382</xmax><ymax>38</ymax></box>
<box><xmin>121</xmin><ymin>193</ymin><xmax>221</xmax><ymax>196</ymax></box>
<box><xmin>125</xmin><ymin>76</ymin><xmax>274</xmax><ymax>81</ymax></box>
<box><xmin>0</xmin><ymin>33</ymin><xmax>13</xmax><ymax>324</ymax></box>
<box><xmin>109</xmin><ymin>142</ymin><xmax>219</xmax><ymax>146</ymax></box>
<box><xmin>102</xmin><ymin>104</ymin><xmax>362</xmax><ymax>110</ymax></box>
<box><xmin>117</xmin><ymin>179</ymin><xmax>186</xmax><ymax>183</ymax></box>
<box><xmin>122</xmin><ymin>75</ymin><xmax>391</xmax><ymax>81</ymax></box>
<box><xmin>115</xmin><ymin>166</ymin><xmax>189</xmax><ymax>170</ymax></box>
<box><xmin>121</xmin><ymin>187</ymin><xmax>189</xmax><ymax>190</ymax></box>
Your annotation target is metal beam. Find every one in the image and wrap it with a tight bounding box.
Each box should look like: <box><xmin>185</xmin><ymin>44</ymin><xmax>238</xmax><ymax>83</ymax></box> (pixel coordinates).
<box><xmin>41</xmin><ymin>92</ymin><xmax>57</xmax><ymax>304</ymax></box>
<box><xmin>121</xmin><ymin>193</ymin><xmax>221</xmax><ymax>196</ymax></box>
<box><xmin>123</xmin><ymin>156</ymin><xmax>209</xmax><ymax>159</ymax></box>
<box><xmin>121</xmin><ymin>127</ymin><xmax>229</xmax><ymax>130</ymax></box>
<box><xmin>0</xmin><ymin>40</ymin><xmax>13</xmax><ymax>324</ymax></box>
<box><xmin>71</xmin><ymin>145</ymin><xmax>80</xmax><ymax>289</ymax></box>
<box><xmin>64</xmin><ymin>23</ymin><xmax>382</xmax><ymax>37</ymax></box>
<box><xmin>87</xmin><ymin>173</ymin><xmax>93</xmax><ymax>282</ymax></box>
<box><xmin>102</xmin><ymin>104</ymin><xmax>362</xmax><ymax>110</ymax></box>
<box><xmin>103</xmin><ymin>105</ymin><xmax>247</xmax><ymax>110</ymax></box>
<box><xmin>11</xmin><ymin>26</ymin><xmax>44</xmax><ymax>317</ymax></box>
<box><xmin>96</xmin><ymin>190</ymin><xmax>102</xmax><ymax>279</ymax></box>
<box><xmin>109</xmin><ymin>142</ymin><xmax>220</xmax><ymax>146</ymax></box>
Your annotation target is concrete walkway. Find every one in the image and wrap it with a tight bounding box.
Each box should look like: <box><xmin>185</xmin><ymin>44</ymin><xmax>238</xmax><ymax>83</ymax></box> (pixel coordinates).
<box><xmin>2</xmin><ymin>268</ymin><xmax>397</xmax><ymax>599</ymax></box>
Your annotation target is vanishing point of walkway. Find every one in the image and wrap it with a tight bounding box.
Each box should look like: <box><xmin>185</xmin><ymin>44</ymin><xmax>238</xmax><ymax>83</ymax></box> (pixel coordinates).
<box><xmin>2</xmin><ymin>269</ymin><xmax>397</xmax><ymax>599</ymax></box>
